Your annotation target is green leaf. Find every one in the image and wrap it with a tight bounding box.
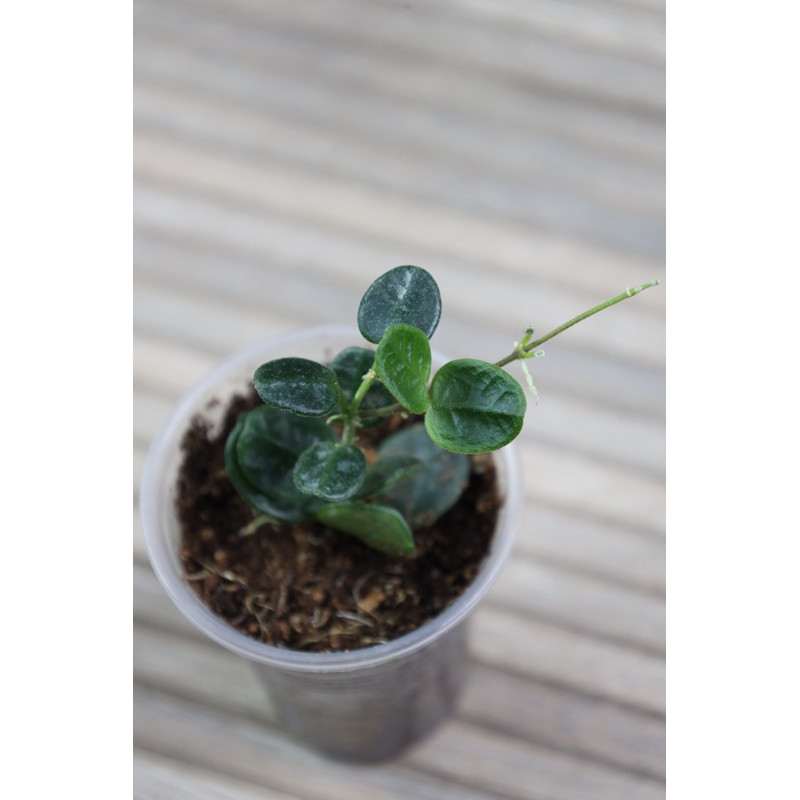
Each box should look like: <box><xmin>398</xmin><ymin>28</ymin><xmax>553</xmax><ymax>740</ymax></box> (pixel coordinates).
<box><xmin>233</xmin><ymin>405</ymin><xmax>335</xmax><ymax>513</ymax></box>
<box><xmin>316</xmin><ymin>503</ymin><xmax>415</xmax><ymax>556</ymax></box>
<box><xmin>374</xmin><ymin>324</ymin><xmax>431</xmax><ymax>414</ymax></box>
<box><xmin>293</xmin><ymin>442</ymin><xmax>366</xmax><ymax>502</ymax></box>
<box><xmin>253</xmin><ymin>357</ymin><xmax>338</xmax><ymax>417</ymax></box>
<box><xmin>358</xmin><ymin>265</ymin><xmax>442</xmax><ymax>344</ymax></box>
<box><xmin>425</xmin><ymin>359</ymin><xmax>526</xmax><ymax>454</ymax></box>
<box><xmin>225</xmin><ymin>411</ymin><xmax>326</xmax><ymax>522</ymax></box>
<box><xmin>329</xmin><ymin>346</ymin><xmax>395</xmax><ymax>425</ymax></box>
<box><xmin>376</xmin><ymin>423</ymin><xmax>470</xmax><ymax>528</ymax></box>
<box><xmin>357</xmin><ymin>455</ymin><xmax>424</xmax><ymax>499</ymax></box>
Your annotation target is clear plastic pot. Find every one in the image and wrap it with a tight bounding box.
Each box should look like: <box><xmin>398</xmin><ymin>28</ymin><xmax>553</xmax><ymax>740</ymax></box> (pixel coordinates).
<box><xmin>140</xmin><ymin>324</ymin><xmax>523</xmax><ymax>762</ymax></box>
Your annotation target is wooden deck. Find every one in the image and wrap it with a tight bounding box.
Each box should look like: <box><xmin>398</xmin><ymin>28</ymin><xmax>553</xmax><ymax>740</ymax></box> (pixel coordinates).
<box><xmin>133</xmin><ymin>1</ymin><xmax>665</xmax><ymax>797</ymax></box>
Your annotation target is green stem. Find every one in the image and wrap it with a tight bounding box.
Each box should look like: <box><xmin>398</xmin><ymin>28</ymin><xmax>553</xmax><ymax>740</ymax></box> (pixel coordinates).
<box><xmin>495</xmin><ymin>280</ymin><xmax>660</xmax><ymax>368</ymax></box>
<box><xmin>342</xmin><ymin>368</ymin><xmax>378</xmax><ymax>444</ymax></box>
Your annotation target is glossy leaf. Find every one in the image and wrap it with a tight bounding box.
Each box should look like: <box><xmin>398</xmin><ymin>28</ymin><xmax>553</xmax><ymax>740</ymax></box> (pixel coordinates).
<box><xmin>358</xmin><ymin>265</ymin><xmax>442</xmax><ymax>344</ymax></box>
<box><xmin>376</xmin><ymin>423</ymin><xmax>470</xmax><ymax>529</ymax></box>
<box><xmin>357</xmin><ymin>455</ymin><xmax>424</xmax><ymax>499</ymax></box>
<box><xmin>293</xmin><ymin>442</ymin><xmax>366</xmax><ymax>502</ymax></box>
<box><xmin>235</xmin><ymin>405</ymin><xmax>335</xmax><ymax>504</ymax></box>
<box><xmin>329</xmin><ymin>346</ymin><xmax>395</xmax><ymax>425</ymax></box>
<box><xmin>253</xmin><ymin>357</ymin><xmax>338</xmax><ymax>417</ymax></box>
<box><xmin>374</xmin><ymin>324</ymin><xmax>431</xmax><ymax>414</ymax></box>
<box><xmin>316</xmin><ymin>503</ymin><xmax>415</xmax><ymax>556</ymax></box>
<box><xmin>425</xmin><ymin>359</ymin><xmax>526</xmax><ymax>453</ymax></box>
<box><xmin>225</xmin><ymin>412</ymin><xmax>322</xmax><ymax>523</ymax></box>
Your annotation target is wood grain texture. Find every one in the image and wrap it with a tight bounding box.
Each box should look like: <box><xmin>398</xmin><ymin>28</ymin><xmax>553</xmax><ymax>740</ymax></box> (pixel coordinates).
<box><xmin>133</xmin><ymin>0</ymin><xmax>665</xmax><ymax>795</ymax></box>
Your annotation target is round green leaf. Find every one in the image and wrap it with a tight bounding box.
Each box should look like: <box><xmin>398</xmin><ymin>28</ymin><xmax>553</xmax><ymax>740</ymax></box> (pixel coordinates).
<box><xmin>376</xmin><ymin>423</ymin><xmax>470</xmax><ymax>528</ymax></box>
<box><xmin>358</xmin><ymin>265</ymin><xmax>442</xmax><ymax>344</ymax></box>
<box><xmin>329</xmin><ymin>346</ymin><xmax>395</xmax><ymax>424</ymax></box>
<box><xmin>235</xmin><ymin>406</ymin><xmax>335</xmax><ymax>506</ymax></box>
<box><xmin>374</xmin><ymin>324</ymin><xmax>431</xmax><ymax>414</ymax></box>
<box><xmin>316</xmin><ymin>503</ymin><xmax>415</xmax><ymax>556</ymax></box>
<box><xmin>425</xmin><ymin>359</ymin><xmax>526</xmax><ymax>454</ymax></box>
<box><xmin>253</xmin><ymin>357</ymin><xmax>338</xmax><ymax>417</ymax></box>
<box><xmin>293</xmin><ymin>442</ymin><xmax>366</xmax><ymax>502</ymax></box>
<box><xmin>224</xmin><ymin>412</ymin><xmax>324</xmax><ymax>523</ymax></box>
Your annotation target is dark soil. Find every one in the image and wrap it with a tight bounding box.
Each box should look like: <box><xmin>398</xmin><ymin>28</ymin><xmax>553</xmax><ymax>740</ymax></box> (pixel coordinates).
<box><xmin>176</xmin><ymin>391</ymin><xmax>501</xmax><ymax>653</ymax></box>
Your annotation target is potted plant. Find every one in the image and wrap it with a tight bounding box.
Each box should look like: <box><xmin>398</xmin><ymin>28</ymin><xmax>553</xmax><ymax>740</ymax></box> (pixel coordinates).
<box><xmin>140</xmin><ymin>265</ymin><xmax>659</xmax><ymax>762</ymax></box>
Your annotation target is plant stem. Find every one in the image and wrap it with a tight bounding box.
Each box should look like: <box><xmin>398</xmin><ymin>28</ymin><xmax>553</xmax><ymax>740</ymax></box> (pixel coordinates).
<box><xmin>342</xmin><ymin>368</ymin><xmax>378</xmax><ymax>444</ymax></box>
<box><xmin>239</xmin><ymin>514</ymin><xmax>274</xmax><ymax>537</ymax></box>
<box><xmin>364</xmin><ymin>402</ymin><xmax>404</xmax><ymax>418</ymax></box>
<box><xmin>494</xmin><ymin>280</ymin><xmax>660</xmax><ymax>368</ymax></box>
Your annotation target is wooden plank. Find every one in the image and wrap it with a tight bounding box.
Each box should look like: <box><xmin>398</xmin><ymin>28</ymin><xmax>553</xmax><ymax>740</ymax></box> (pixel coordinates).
<box><xmin>133</xmin><ymin>88</ymin><xmax>661</xmax><ymax>259</ymax></box>
<box><xmin>146</xmin><ymin>0</ymin><xmax>665</xmax><ymax>115</ymax></box>
<box><xmin>521</xmin><ymin>434</ymin><xmax>664</xmax><ymax>533</ymax></box>
<box><xmin>404</xmin><ymin>719</ymin><xmax>664</xmax><ymax>800</ymax></box>
<box><xmin>134</xmin><ymin>21</ymin><xmax>663</xmax><ymax>169</ymax></box>
<box><xmin>462</xmin><ymin>663</ymin><xmax>664</xmax><ymax>779</ymax></box>
<box><xmin>133</xmin><ymin>62</ymin><xmax>664</xmax><ymax>218</ymax></box>
<box><xmin>133</xmin><ymin>276</ymin><xmax>292</xmax><ymax>357</ymax></box>
<box><xmin>493</xmin><ymin>557</ymin><xmax>664</xmax><ymax>652</ymax></box>
<box><xmin>133</xmin><ymin>747</ymin><xmax>307</xmax><ymax>800</ymax></box>
<box><xmin>471</xmin><ymin>606</ymin><xmax>664</xmax><ymax>714</ymax></box>
<box><xmin>132</xmin><ymin>191</ymin><xmax>664</xmax><ymax>319</ymax></box>
<box><xmin>134</xmin><ymin>624</ymin><xmax>275</xmax><ymax>722</ymax></box>
<box><xmin>428</xmin><ymin>0</ymin><xmax>665</xmax><ymax>62</ymax></box>
<box><xmin>134</xmin><ymin>684</ymin><xmax>664</xmax><ymax>800</ymax></box>
<box><xmin>135</xmin><ymin>748</ymin><xmax>306</xmax><ymax>800</ymax></box>
<box><xmin>135</xmin><ymin>623</ymin><xmax>664</xmax><ymax>779</ymax></box>
<box><xmin>516</xmin><ymin>500</ymin><xmax>665</xmax><ymax>594</ymax></box>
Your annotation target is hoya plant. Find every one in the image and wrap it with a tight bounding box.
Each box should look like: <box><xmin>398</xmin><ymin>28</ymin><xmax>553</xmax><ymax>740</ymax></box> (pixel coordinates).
<box><xmin>225</xmin><ymin>266</ymin><xmax>659</xmax><ymax>556</ymax></box>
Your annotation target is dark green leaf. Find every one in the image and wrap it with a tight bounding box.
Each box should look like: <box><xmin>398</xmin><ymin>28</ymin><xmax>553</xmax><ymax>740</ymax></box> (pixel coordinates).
<box><xmin>235</xmin><ymin>405</ymin><xmax>335</xmax><ymax>508</ymax></box>
<box><xmin>225</xmin><ymin>412</ymin><xmax>323</xmax><ymax>522</ymax></box>
<box><xmin>293</xmin><ymin>442</ymin><xmax>366</xmax><ymax>501</ymax></box>
<box><xmin>329</xmin><ymin>346</ymin><xmax>395</xmax><ymax>425</ymax></box>
<box><xmin>374</xmin><ymin>324</ymin><xmax>431</xmax><ymax>414</ymax></box>
<box><xmin>253</xmin><ymin>358</ymin><xmax>338</xmax><ymax>417</ymax></box>
<box><xmin>425</xmin><ymin>359</ymin><xmax>526</xmax><ymax>453</ymax></box>
<box><xmin>357</xmin><ymin>455</ymin><xmax>424</xmax><ymax>499</ymax></box>
<box><xmin>315</xmin><ymin>503</ymin><xmax>415</xmax><ymax>556</ymax></box>
<box><xmin>358</xmin><ymin>265</ymin><xmax>442</xmax><ymax>344</ymax></box>
<box><xmin>376</xmin><ymin>423</ymin><xmax>470</xmax><ymax>528</ymax></box>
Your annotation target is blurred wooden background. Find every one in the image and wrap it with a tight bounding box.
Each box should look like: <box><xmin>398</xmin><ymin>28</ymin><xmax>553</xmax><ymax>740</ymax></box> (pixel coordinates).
<box><xmin>133</xmin><ymin>0</ymin><xmax>665</xmax><ymax>797</ymax></box>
